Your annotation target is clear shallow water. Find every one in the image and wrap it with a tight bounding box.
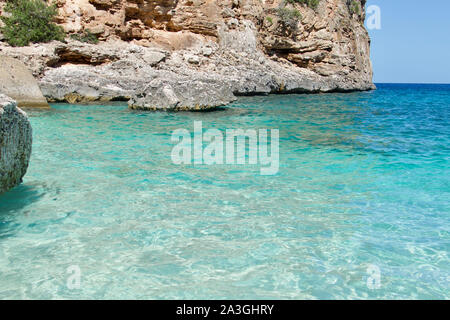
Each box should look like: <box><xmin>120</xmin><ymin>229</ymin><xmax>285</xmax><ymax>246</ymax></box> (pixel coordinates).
<box><xmin>0</xmin><ymin>84</ymin><xmax>449</xmax><ymax>299</ymax></box>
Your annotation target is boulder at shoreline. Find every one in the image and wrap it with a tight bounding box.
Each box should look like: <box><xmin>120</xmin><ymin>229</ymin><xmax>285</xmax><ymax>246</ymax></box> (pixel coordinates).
<box><xmin>0</xmin><ymin>56</ymin><xmax>49</xmax><ymax>108</ymax></box>
<box><xmin>0</xmin><ymin>94</ymin><xmax>33</xmax><ymax>194</ymax></box>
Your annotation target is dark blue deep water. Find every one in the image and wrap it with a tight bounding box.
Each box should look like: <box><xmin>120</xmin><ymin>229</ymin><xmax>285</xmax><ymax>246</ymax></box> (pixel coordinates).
<box><xmin>0</xmin><ymin>84</ymin><xmax>448</xmax><ymax>299</ymax></box>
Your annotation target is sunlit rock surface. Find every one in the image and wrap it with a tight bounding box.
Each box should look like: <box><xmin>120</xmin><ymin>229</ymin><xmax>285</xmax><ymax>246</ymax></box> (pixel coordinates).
<box><xmin>0</xmin><ymin>0</ymin><xmax>374</xmax><ymax>110</ymax></box>
<box><xmin>0</xmin><ymin>56</ymin><xmax>49</xmax><ymax>108</ymax></box>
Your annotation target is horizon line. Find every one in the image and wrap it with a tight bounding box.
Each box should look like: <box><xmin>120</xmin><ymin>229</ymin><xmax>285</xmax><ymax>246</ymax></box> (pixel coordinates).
<box><xmin>374</xmin><ymin>82</ymin><xmax>450</xmax><ymax>85</ymax></box>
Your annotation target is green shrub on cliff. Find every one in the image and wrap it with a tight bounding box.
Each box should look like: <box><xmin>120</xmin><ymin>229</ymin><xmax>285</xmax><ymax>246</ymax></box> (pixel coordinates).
<box><xmin>349</xmin><ymin>0</ymin><xmax>361</xmax><ymax>15</ymax></box>
<box><xmin>0</xmin><ymin>0</ymin><xmax>65</xmax><ymax>47</ymax></box>
<box><xmin>287</xmin><ymin>0</ymin><xmax>320</xmax><ymax>10</ymax></box>
<box><xmin>276</xmin><ymin>7</ymin><xmax>302</xmax><ymax>34</ymax></box>
<box><xmin>70</xmin><ymin>29</ymin><xmax>99</xmax><ymax>44</ymax></box>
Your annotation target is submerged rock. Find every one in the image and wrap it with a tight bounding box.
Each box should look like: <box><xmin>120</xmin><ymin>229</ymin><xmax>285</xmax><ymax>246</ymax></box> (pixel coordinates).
<box><xmin>0</xmin><ymin>95</ymin><xmax>33</xmax><ymax>194</ymax></box>
<box><xmin>0</xmin><ymin>56</ymin><xmax>49</xmax><ymax>108</ymax></box>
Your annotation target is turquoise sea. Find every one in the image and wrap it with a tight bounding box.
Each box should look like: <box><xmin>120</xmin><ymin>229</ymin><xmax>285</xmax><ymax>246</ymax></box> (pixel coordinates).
<box><xmin>0</xmin><ymin>84</ymin><xmax>448</xmax><ymax>299</ymax></box>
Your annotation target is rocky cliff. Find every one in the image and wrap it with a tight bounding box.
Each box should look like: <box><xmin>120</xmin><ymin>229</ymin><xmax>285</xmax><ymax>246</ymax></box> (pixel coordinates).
<box><xmin>0</xmin><ymin>0</ymin><xmax>374</xmax><ymax>110</ymax></box>
<box><xmin>0</xmin><ymin>94</ymin><xmax>32</xmax><ymax>194</ymax></box>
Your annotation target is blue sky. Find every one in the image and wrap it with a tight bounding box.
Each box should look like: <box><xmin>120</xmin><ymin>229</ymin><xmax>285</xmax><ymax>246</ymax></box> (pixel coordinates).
<box><xmin>366</xmin><ymin>0</ymin><xmax>450</xmax><ymax>84</ymax></box>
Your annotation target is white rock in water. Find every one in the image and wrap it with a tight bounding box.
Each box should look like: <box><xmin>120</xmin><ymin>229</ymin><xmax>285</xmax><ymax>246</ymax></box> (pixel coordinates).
<box><xmin>129</xmin><ymin>79</ymin><xmax>236</xmax><ymax>111</ymax></box>
<box><xmin>0</xmin><ymin>94</ymin><xmax>32</xmax><ymax>194</ymax></box>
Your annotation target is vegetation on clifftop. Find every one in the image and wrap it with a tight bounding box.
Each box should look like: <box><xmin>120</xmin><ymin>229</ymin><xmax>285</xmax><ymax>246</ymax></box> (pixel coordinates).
<box><xmin>348</xmin><ymin>0</ymin><xmax>362</xmax><ymax>15</ymax></box>
<box><xmin>286</xmin><ymin>0</ymin><xmax>320</xmax><ymax>10</ymax></box>
<box><xmin>0</xmin><ymin>0</ymin><xmax>65</xmax><ymax>47</ymax></box>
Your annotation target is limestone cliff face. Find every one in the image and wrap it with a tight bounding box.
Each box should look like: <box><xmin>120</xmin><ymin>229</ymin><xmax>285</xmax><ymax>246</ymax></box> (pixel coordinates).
<box><xmin>51</xmin><ymin>0</ymin><xmax>372</xmax><ymax>82</ymax></box>
<box><xmin>0</xmin><ymin>0</ymin><xmax>374</xmax><ymax>109</ymax></box>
